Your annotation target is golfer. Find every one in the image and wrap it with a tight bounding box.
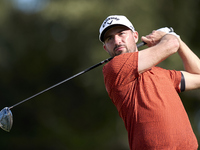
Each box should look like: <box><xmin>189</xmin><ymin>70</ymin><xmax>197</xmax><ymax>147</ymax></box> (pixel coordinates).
<box><xmin>99</xmin><ymin>15</ymin><xmax>199</xmax><ymax>149</ymax></box>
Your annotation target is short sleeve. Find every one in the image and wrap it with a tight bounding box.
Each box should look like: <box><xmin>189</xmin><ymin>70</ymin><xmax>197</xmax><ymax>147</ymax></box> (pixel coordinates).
<box><xmin>168</xmin><ymin>70</ymin><xmax>182</xmax><ymax>93</ymax></box>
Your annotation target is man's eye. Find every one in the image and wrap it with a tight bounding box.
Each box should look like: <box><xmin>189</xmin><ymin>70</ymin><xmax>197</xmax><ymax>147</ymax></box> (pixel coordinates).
<box><xmin>106</xmin><ymin>36</ymin><xmax>113</xmax><ymax>41</ymax></box>
<box><xmin>108</xmin><ymin>37</ymin><xmax>113</xmax><ymax>40</ymax></box>
<box><xmin>119</xmin><ymin>32</ymin><xmax>125</xmax><ymax>35</ymax></box>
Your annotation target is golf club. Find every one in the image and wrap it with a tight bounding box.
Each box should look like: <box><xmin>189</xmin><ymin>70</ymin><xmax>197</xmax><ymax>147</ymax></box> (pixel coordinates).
<box><xmin>0</xmin><ymin>41</ymin><xmax>146</xmax><ymax>132</ymax></box>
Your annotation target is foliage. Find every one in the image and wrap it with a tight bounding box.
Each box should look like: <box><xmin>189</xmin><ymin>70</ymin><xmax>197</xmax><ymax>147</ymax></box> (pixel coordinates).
<box><xmin>0</xmin><ymin>0</ymin><xmax>200</xmax><ymax>149</ymax></box>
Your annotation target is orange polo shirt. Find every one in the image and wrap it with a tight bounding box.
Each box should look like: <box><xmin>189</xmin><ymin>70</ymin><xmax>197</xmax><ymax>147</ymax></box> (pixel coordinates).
<box><xmin>103</xmin><ymin>52</ymin><xmax>198</xmax><ymax>150</ymax></box>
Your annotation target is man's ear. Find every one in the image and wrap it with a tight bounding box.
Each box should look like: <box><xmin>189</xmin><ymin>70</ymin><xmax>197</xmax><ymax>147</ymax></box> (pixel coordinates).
<box><xmin>133</xmin><ymin>31</ymin><xmax>139</xmax><ymax>43</ymax></box>
<box><xmin>103</xmin><ymin>44</ymin><xmax>108</xmax><ymax>52</ymax></box>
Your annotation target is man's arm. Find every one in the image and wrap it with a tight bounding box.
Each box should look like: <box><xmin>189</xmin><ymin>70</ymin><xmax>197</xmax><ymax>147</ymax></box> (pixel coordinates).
<box><xmin>178</xmin><ymin>39</ymin><xmax>200</xmax><ymax>91</ymax></box>
<box><xmin>138</xmin><ymin>31</ymin><xmax>180</xmax><ymax>74</ymax></box>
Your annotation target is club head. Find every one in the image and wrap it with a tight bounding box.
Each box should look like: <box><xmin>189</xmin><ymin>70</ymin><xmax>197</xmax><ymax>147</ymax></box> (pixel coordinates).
<box><xmin>0</xmin><ymin>107</ymin><xmax>13</xmax><ymax>132</ymax></box>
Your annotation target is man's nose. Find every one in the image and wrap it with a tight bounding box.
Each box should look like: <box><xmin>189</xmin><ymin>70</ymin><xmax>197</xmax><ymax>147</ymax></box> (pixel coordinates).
<box><xmin>114</xmin><ymin>35</ymin><xmax>121</xmax><ymax>45</ymax></box>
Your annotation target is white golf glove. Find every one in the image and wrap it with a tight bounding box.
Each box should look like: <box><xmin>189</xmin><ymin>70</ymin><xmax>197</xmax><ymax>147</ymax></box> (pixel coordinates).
<box><xmin>157</xmin><ymin>27</ymin><xmax>180</xmax><ymax>38</ymax></box>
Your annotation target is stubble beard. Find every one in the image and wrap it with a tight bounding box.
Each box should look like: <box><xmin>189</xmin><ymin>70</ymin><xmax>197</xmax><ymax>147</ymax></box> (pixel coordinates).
<box><xmin>112</xmin><ymin>44</ymin><xmax>131</xmax><ymax>57</ymax></box>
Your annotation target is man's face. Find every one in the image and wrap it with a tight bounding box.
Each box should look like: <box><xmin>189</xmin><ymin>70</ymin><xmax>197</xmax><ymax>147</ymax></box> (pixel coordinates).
<box><xmin>103</xmin><ymin>26</ymin><xmax>139</xmax><ymax>57</ymax></box>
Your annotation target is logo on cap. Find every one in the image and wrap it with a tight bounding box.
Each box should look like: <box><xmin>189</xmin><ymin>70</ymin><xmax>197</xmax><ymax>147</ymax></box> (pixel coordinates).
<box><xmin>102</xmin><ymin>17</ymin><xmax>120</xmax><ymax>28</ymax></box>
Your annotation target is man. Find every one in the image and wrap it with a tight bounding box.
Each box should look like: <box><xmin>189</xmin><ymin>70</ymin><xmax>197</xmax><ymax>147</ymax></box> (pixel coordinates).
<box><xmin>99</xmin><ymin>15</ymin><xmax>199</xmax><ymax>149</ymax></box>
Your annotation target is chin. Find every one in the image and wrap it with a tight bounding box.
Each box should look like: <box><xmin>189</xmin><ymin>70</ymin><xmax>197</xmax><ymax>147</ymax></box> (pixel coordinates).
<box><xmin>115</xmin><ymin>50</ymin><xmax>125</xmax><ymax>56</ymax></box>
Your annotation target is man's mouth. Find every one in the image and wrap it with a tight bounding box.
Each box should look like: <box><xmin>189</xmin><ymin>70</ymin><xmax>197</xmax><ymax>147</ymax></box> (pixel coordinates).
<box><xmin>114</xmin><ymin>45</ymin><xmax>125</xmax><ymax>52</ymax></box>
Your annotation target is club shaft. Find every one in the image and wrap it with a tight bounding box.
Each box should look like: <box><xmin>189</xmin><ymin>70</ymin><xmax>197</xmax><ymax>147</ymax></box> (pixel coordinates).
<box><xmin>9</xmin><ymin>42</ymin><xmax>145</xmax><ymax>109</ymax></box>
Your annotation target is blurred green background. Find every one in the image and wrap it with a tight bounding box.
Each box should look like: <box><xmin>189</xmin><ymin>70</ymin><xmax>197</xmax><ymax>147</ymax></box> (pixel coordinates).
<box><xmin>0</xmin><ymin>0</ymin><xmax>200</xmax><ymax>149</ymax></box>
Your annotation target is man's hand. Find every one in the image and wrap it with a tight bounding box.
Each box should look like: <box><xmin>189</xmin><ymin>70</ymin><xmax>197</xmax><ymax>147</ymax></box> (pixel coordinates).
<box><xmin>141</xmin><ymin>27</ymin><xmax>179</xmax><ymax>47</ymax></box>
<box><xmin>141</xmin><ymin>30</ymin><xmax>167</xmax><ymax>47</ymax></box>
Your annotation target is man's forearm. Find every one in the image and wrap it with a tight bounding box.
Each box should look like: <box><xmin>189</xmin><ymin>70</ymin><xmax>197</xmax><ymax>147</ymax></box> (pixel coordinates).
<box><xmin>178</xmin><ymin>39</ymin><xmax>200</xmax><ymax>74</ymax></box>
<box><xmin>138</xmin><ymin>34</ymin><xmax>179</xmax><ymax>74</ymax></box>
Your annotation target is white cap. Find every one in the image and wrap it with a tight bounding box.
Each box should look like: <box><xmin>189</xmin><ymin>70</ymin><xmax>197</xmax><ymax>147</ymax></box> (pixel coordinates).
<box><xmin>99</xmin><ymin>15</ymin><xmax>135</xmax><ymax>42</ymax></box>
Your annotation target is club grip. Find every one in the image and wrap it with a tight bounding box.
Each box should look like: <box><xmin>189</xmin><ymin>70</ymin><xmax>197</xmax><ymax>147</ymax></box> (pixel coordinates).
<box><xmin>137</xmin><ymin>41</ymin><xmax>146</xmax><ymax>48</ymax></box>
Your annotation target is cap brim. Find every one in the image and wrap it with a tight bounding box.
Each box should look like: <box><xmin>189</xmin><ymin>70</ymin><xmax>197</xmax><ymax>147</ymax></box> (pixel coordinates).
<box><xmin>100</xmin><ymin>24</ymin><xmax>122</xmax><ymax>42</ymax></box>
